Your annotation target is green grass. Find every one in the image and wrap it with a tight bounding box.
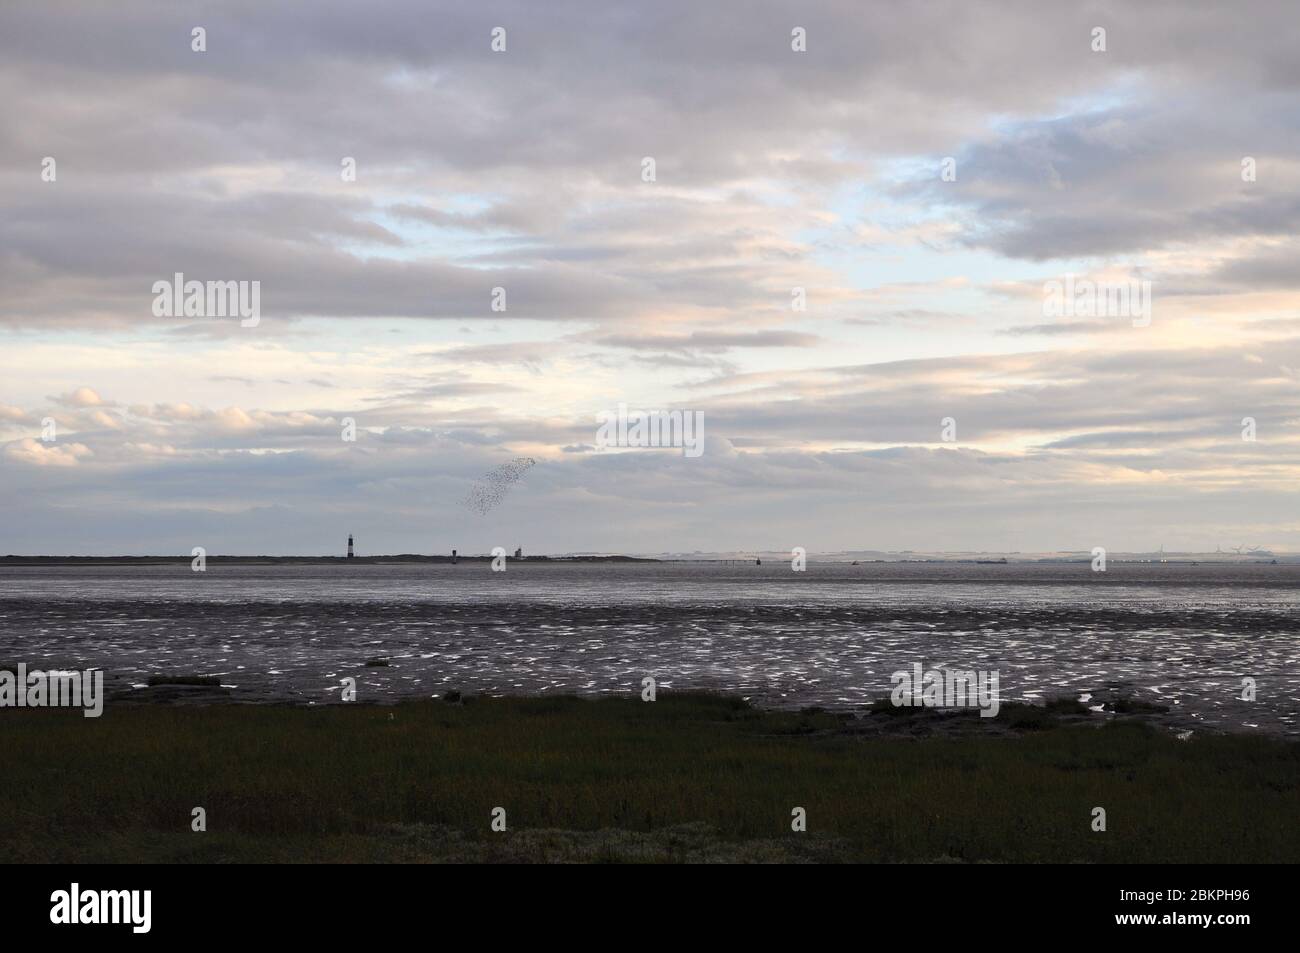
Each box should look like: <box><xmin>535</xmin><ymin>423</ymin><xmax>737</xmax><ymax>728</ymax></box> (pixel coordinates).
<box><xmin>2</xmin><ymin>693</ymin><xmax>1295</xmax><ymax>863</ymax></box>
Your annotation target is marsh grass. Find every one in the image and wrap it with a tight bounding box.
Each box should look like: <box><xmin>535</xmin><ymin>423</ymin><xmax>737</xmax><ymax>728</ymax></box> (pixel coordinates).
<box><xmin>1103</xmin><ymin>697</ymin><xmax>1172</xmax><ymax>714</ymax></box>
<box><xmin>2</xmin><ymin>693</ymin><xmax>1294</xmax><ymax>863</ymax></box>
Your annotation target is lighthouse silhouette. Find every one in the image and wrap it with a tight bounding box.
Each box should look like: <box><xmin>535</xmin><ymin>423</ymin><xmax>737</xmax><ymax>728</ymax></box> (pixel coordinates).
<box><xmin>347</xmin><ymin>534</ymin><xmax>354</xmax><ymax>558</ymax></box>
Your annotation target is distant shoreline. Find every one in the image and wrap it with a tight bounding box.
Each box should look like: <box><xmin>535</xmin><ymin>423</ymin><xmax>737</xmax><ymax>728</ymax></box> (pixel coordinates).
<box><xmin>0</xmin><ymin>554</ymin><xmax>660</xmax><ymax>566</ymax></box>
<box><xmin>2</xmin><ymin>554</ymin><xmax>1291</xmax><ymax>566</ymax></box>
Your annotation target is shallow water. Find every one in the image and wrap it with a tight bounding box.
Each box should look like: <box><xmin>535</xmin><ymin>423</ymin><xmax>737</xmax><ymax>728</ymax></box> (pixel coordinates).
<box><xmin>1</xmin><ymin>561</ymin><xmax>1297</xmax><ymax>734</ymax></box>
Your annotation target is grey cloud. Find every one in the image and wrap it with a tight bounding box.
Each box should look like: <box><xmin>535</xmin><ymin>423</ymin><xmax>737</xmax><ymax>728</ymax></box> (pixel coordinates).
<box><xmin>4</xmin><ymin>1</ymin><xmax>1300</xmax><ymax>553</ymax></box>
<box><xmin>10</xmin><ymin>1</ymin><xmax>1297</xmax><ymax>329</ymax></box>
<box><xmin>594</xmin><ymin>331</ymin><xmax>820</xmax><ymax>353</ymax></box>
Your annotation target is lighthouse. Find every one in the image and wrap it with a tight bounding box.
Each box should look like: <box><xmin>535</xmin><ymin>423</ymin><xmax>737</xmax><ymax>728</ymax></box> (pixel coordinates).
<box><xmin>347</xmin><ymin>534</ymin><xmax>354</xmax><ymax>559</ymax></box>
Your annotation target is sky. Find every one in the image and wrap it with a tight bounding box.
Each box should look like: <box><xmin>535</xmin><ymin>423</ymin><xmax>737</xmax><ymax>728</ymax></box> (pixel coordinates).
<box><xmin>2</xmin><ymin>0</ymin><xmax>1299</xmax><ymax>556</ymax></box>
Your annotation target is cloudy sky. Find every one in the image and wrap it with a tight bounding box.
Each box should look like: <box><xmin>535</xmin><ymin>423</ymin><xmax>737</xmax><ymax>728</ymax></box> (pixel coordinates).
<box><xmin>3</xmin><ymin>0</ymin><xmax>1299</xmax><ymax>556</ymax></box>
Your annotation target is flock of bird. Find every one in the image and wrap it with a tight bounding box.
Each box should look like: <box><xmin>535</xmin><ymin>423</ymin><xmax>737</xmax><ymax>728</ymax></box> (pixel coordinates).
<box><xmin>463</xmin><ymin>457</ymin><xmax>536</xmax><ymax>515</ymax></box>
